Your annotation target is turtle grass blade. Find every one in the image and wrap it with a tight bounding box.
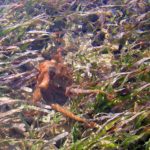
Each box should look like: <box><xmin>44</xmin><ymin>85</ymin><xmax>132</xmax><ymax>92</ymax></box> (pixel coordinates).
<box><xmin>71</xmin><ymin>113</ymin><xmax>122</xmax><ymax>150</ymax></box>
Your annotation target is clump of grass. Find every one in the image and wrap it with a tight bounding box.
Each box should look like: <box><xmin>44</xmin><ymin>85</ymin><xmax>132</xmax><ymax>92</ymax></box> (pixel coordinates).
<box><xmin>0</xmin><ymin>0</ymin><xmax>149</xmax><ymax>149</ymax></box>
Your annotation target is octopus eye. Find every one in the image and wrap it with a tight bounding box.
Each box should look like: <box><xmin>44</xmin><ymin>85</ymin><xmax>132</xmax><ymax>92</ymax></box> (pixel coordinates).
<box><xmin>48</xmin><ymin>67</ymin><xmax>56</xmax><ymax>78</ymax></box>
